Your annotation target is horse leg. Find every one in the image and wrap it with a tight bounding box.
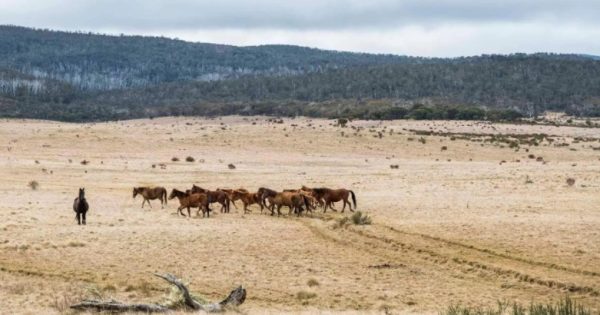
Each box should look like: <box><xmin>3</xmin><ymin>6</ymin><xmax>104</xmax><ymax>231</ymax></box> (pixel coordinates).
<box><xmin>347</xmin><ymin>197</ymin><xmax>355</xmax><ymax>212</ymax></box>
<box><xmin>341</xmin><ymin>199</ymin><xmax>347</xmax><ymax>213</ymax></box>
<box><xmin>76</xmin><ymin>212</ymin><xmax>81</xmax><ymax>225</ymax></box>
<box><xmin>82</xmin><ymin>212</ymin><xmax>87</xmax><ymax>225</ymax></box>
<box><xmin>327</xmin><ymin>201</ymin><xmax>337</xmax><ymax>212</ymax></box>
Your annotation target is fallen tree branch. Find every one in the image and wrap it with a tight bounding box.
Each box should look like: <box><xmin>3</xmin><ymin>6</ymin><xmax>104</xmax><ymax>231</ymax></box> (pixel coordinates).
<box><xmin>70</xmin><ymin>273</ymin><xmax>246</xmax><ymax>313</ymax></box>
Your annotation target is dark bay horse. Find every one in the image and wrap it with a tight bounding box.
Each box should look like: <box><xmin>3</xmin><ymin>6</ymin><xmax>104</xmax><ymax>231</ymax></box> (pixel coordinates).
<box><xmin>304</xmin><ymin>187</ymin><xmax>357</xmax><ymax>213</ymax></box>
<box><xmin>73</xmin><ymin>188</ymin><xmax>89</xmax><ymax>225</ymax></box>
<box><xmin>168</xmin><ymin>189</ymin><xmax>211</xmax><ymax>217</ymax></box>
<box><xmin>191</xmin><ymin>185</ymin><xmax>231</xmax><ymax>213</ymax></box>
<box><xmin>133</xmin><ymin>186</ymin><xmax>167</xmax><ymax>209</ymax></box>
<box><xmin>257</xmin><ymin>187</ymin><xmax>278</xmax><ymax>211</ymax></box>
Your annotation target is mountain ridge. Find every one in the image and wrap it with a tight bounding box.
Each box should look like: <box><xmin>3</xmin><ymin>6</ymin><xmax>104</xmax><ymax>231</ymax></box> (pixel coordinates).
<box><xmin>1</xmin><ymin>25</ymin><xmax>600</xmax><ymax>121</ymax></box>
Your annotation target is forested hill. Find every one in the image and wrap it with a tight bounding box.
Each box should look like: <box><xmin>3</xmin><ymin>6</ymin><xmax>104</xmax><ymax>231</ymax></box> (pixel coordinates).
<box><xmin>1</xmin><ymin>25</ymin><xmax>600</xmax><ymax>122</ymax></box>
<box><xmin>0</xmin><ymin>25</ymin><xmax>416</xmax><ymax>90</ymax></box>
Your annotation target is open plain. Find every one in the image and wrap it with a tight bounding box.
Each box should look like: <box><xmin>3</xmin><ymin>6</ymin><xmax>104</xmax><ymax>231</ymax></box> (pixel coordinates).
<box><xmin>0</xmin><ymin>116</ymin><xmax>599</xmax><ymax>314</ymax></box>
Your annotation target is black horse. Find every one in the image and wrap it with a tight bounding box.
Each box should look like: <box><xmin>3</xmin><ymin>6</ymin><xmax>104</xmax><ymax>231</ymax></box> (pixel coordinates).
<box><xmin>73</xmin><ymin>188</ymin><xmax>89</xmax><ymax>225</ymax></box>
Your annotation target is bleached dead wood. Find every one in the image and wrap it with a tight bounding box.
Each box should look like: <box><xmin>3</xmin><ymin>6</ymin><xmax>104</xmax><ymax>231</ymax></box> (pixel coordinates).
<box><xmin>70</xmin><ymin>273</ymin><xmax>246</xmax><ymax>313</ymax></box>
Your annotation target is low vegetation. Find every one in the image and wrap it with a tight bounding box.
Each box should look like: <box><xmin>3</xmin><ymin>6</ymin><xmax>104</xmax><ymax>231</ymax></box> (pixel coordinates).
<box><xmin>28</xmin><ymin>180</ymin><xmax>39</xmax><ymax>190</ymax></box>
<box><xmin>442</xmin><ymin>296</ymin><xmax>592</xmax><ymax>315</ymax></box>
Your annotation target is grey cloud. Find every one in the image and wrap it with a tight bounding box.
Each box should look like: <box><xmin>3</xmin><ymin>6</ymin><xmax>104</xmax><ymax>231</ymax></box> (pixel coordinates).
<box><xmin>2</xmin><ymin>0</ymin><xmax>600</xmax><ymax>31</ymax></box>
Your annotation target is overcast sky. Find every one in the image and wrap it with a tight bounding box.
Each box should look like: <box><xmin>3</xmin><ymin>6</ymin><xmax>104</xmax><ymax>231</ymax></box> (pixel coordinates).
<box><xmin>1</xmin><ymin>0</ymin><xmax>599</xmax><ymax>57</ymax></box>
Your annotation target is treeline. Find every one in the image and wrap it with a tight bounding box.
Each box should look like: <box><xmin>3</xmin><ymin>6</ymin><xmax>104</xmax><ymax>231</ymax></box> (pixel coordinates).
<box><xmin>1</xmin><ymin>25</ymin><xmax>600</xmax><ymax>121</ymax></box>
<box><xmin>0</xmin><ymin>25</ymin><xmax>415</xmax><ymax>90</ymax></box>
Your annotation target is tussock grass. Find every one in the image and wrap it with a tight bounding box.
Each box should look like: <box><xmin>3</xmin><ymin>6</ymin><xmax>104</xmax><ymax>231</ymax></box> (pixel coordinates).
<box><xmin>334</xmin><ymin>211</ymin><xmax>372</xmax><ymax>228</ymax></box>
<box><xmin>28</xmin><ymin>180</ymin><xmax>39</xmax><ymax>190</ymax></box>
<box><xmin>296</xmin><ymin>291</ymin><xmax>317</xmax><ymax>300</ymax></box>
<box><xmin>307</xmin><ymin>279</ymin><xmax>320</xmax><ymax>287</ymax></box>
<box><xmin>442</xmin><ymin>296</ymin><xmax>592</xmax><ymax>315</ymax></box>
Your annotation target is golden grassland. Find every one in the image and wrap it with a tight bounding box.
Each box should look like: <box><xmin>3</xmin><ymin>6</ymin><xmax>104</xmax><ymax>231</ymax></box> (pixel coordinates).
<box><xmin>0</xmin><ymin>116</ymin><xmax>599</xmax><ymax>314</ymax></box>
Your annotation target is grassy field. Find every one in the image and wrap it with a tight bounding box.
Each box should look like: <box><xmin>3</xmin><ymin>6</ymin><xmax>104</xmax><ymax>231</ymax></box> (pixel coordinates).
<box><xmin>0</xmin><ymin>116</ymin><xmax>599</xmax><ymax>314</ymax></box>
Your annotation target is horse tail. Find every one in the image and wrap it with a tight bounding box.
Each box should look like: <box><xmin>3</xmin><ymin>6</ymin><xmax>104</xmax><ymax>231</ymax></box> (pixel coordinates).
<box><xmin>350</xmin><ymin>190</ymin><xmax>357</xmax><ymax>209</ymax></box>
<box><xmin>226</xmin><ymin>195</ymin><xmax>231</xmax><ymax>213</ymax></box>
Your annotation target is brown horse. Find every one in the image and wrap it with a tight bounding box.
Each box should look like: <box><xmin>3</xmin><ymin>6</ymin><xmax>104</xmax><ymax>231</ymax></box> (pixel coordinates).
<box><xmin>217</xmin><ymin>188</ymin><xmax>248</xmax><ymax>210</ymax></box>
<box><xmin>284</xmin><ymin>189</ymin><xmax>318</xmax><ymax>212</ymax></box>
<box><xmin>266</xmin><ymin>191</ymin><xmax>310</xmax><ymax>216</ymax></box>
<box><xmin>310</xmin><ymin>187</ymin><xmax>357</xmax><ymax>213</ymax></box>
<box><xmin>231</xmin><ymin>190</ymin><xmax>263</xmax><ymax>214</ymax></box>
<box><xmin>257</xmin><ymin>187</ymin><xmax>278</xmax><ymax>210</ymax></box>
<box><xmin>73</xmin><ymin>188</ymin><xmax>89</xmax><ymax>225</ymax></box>
<box><xmin>168</xmin><ymin>189</ymin><xmax>211</xmax><ymax>217</ymax></box>
<box><xmin>300</xmin><ymin>186</ymin><xmax>325</xmax><ymax>208</ymax></box>
<box><xmin>133</xmin><ymin>186</ymin><xmax>167</xmax><ymax>209</ymax></box>
<box><xmin>191</xmin><ymin>185</ymin><xmax>231</xmax><ymax>213</ymax></box>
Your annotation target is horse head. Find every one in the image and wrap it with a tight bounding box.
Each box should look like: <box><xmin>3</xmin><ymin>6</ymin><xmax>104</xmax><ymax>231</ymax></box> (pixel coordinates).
<box><xmin>132</xmin><ymin>187</ymin><xmax>139</xmax><ymax>198</ymax></box>
<box><xmin>79</xmin><ymin>188</ymin><xmax>85</xmax><ymax>199</ymax></box>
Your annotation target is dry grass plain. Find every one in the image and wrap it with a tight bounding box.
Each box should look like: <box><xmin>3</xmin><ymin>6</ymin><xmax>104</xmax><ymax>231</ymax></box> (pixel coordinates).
<box><xmin>0</xmin><ymin>116</ymin><xmax>599</xmax><ymax>314</ymax></box>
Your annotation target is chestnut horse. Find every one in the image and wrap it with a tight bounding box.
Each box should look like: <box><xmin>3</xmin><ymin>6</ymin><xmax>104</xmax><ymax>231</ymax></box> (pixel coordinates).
<box><xmin>217</xmin><ymin>188</ymin><xmax>248</xmax><ymax>210</ymax></box>
<box><xmin>266</xmin><ymin>191</ymin><xmax>310</xmax><ymax>216</ymax></box>
<box><xmin>191</xmin><ymin>185</ymin><xmax>231</xmax><ymax>213</ymax></box>
<box><xmin>231</xmin><ymin>190</ymin><xmax>263</xmax><ymax>214</ymax></box>
<box><xmin>133</xmin><ymin>186</ymin><xmax>167</xmax><ymax>209</ymax></box>
<box><xmin>168</xmin><ymin>189</ymin><xmax>211</xmax><ymax>217</ymax></box>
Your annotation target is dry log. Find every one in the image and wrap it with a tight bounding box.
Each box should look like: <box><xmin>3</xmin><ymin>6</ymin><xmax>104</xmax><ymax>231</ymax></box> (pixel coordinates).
<box><xmin>70</xmin><ymin>273</ymin><xmax>246</xmax><ymax>313</ymax></box>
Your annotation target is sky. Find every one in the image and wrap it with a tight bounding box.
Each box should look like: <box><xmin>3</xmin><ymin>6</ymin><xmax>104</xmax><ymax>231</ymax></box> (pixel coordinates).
<box><xmin>1</xmin><ymin>0</ymin><xmax>599</xmax><ymax>57</ymax></box>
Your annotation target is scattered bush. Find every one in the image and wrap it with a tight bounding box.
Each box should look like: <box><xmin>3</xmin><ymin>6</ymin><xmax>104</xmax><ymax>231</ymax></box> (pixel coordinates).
<box><xmin>171</xmin><ymin>157</ymin><xmax>179</xmax><ymax>162</ymax></box>
<box><xmin>307</xmin><ymin>279</ymin><xmax>320</xmax><ymax>287</ymax></box>
<box><xmin>28</xmin><ymin>180</ymin><xmax>39</xmax><ymax>190</ymax></box>
<box><xmin>185</xmin><ymin>156</ymin><xmax>195</xmax><ymax>162</ymax></box>
<box><xmin>80</xmin><ymin>160</ymin><xmax>89</xmax><ymax>165</ymax></box>
<box><xmin>442</xmin><ymin>296</ymin><xmax>591</xmax><ymax>315</ymax></box>
<box><xmin>351</xmin><ymin>211</ymin><xmax>372</xmax><ymax>225</ymax></box>
<box><xmin>296</xmin><ymin>291</ymin><xmax>317</xmax><ymax>300</ymax></box>
<box><xmin>566</xmin><ymin>178</ymin><xmax>576</xmax><ymax>186</ymax></box>
<box><xmin>228</xmin><ymin>163</ymin><xmax>236</xmax><ymax>169</ymax></box>
<box><xmin>390</xmin><ymin>164</ymin><xmax>399</xmax><ymax>169</ymax></box>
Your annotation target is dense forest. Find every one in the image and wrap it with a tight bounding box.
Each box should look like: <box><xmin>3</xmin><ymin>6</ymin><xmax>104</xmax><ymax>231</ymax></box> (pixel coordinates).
<box><xmin>1</xmin><ymin>25</ymin><xmax>599</xmax><ymax>122</ymax></box>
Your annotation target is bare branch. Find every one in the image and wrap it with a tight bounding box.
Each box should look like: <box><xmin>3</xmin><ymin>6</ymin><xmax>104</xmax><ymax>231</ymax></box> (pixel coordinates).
<box><xmin>70</xmin><ymin>273</ymin><xmax>246</xmax><ymax>313</ymax></box>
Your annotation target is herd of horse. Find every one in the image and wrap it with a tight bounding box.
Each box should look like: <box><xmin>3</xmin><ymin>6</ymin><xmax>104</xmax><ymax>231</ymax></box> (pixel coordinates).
<box><xmin>132</xmin><ymin>185</ymin><xmax>357</xmax><ymax>218</ymax></box>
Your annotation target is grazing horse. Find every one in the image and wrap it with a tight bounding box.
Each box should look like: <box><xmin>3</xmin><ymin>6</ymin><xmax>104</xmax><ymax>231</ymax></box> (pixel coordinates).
<box><xmin>257</xmin><ymin>187</ymin><xmax>278</xmax><ymax>211</ymax></box>
<box><xmin>168</xmin><ymin>189</ymin><xmax>211</xmax><ymax>217</ymax></box>
<box><xmin>73</xmin><ymin>188</ymin><xmax>89</xmax><ymax>225</ymax></box>
<box><xmin>191</xmin><ymin>185</ymin><xmax>231</xmax><ymax>213</ymax></box>
<box><xmin>231</xmin><ymin>190</ymin><xmax>263</xmax><ymax>214</ymax></box>
<box><xmin>266</xmin><ymin>191</ymin><xmax>310</xmax><ymax>216</ymax></box>
<box><xmin>133</xmin><ymin>186</ymin><xmax>167</xmax><ymax>209</ymax></box>
<box><xmin>311</xmin><ymin>187</ymin><xmax>357</xmax><ymax>213</ymax></box>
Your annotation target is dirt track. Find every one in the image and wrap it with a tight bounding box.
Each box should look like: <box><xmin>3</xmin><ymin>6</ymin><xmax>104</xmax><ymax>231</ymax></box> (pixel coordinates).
<box><xmin>0</xmin><ymin>116</ymin><xmax>599</xmax><ymax>314</ymax></box>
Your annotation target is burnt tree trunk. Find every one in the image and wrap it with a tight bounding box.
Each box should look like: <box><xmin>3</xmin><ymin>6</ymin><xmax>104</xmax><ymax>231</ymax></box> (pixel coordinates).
<box><xmin>70</xmin><ymin>273</ymin><xmax>246</xmax><ymax>313</ymax></box>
